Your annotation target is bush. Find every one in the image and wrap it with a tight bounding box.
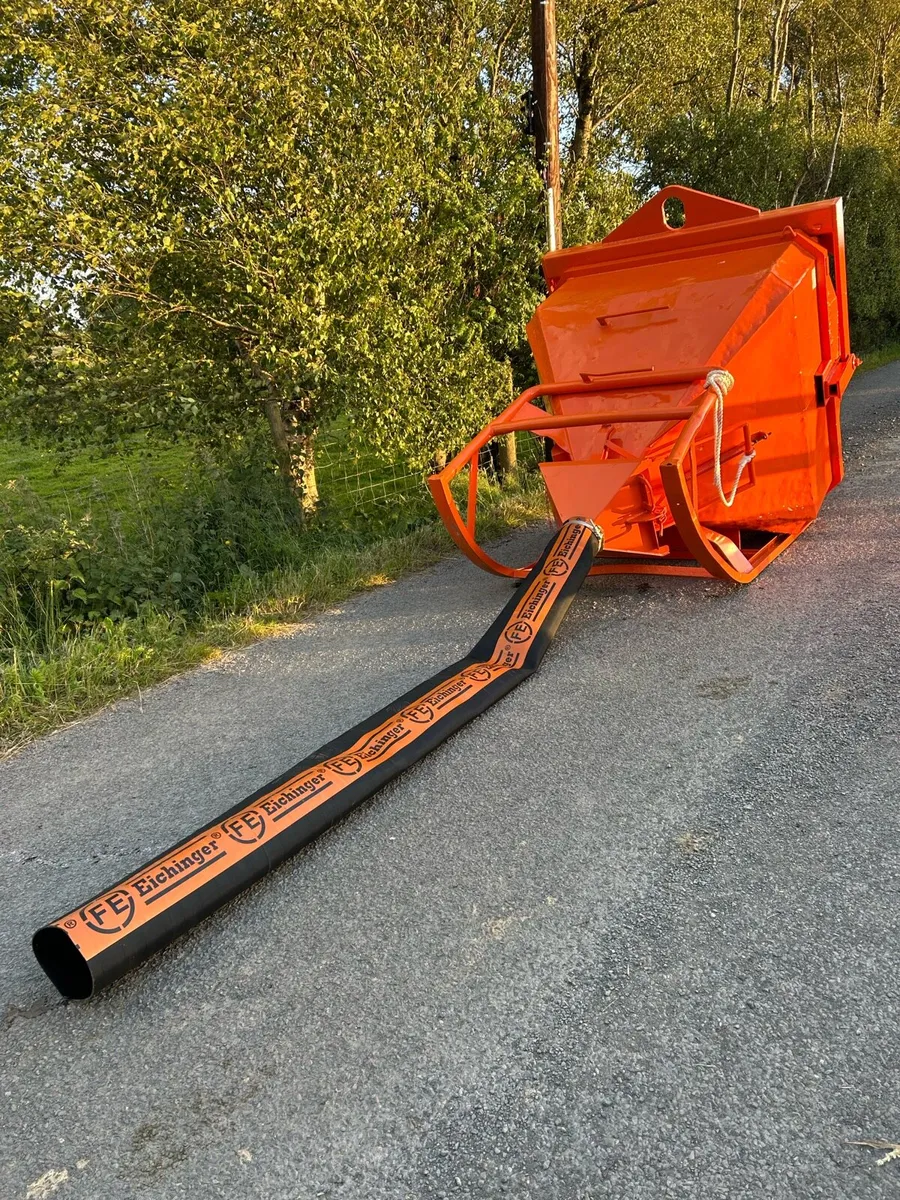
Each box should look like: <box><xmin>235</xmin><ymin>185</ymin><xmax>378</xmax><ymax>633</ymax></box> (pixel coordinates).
<box><xmin>0</xmin><ymin>442</ymin><xmax>312</xmax><ymax>647</ymax></box>
<box><xmin>0</xmin><ymin>429</ymin><xmax>503</xmax><ymax>653</ymax></box>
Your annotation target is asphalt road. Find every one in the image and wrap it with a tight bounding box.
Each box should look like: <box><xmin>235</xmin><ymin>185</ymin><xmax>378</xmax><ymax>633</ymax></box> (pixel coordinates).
<box><xmin>1</xmin><ymin>362</ymin><xmax>898</xmax><ymax>1200</ymax></box>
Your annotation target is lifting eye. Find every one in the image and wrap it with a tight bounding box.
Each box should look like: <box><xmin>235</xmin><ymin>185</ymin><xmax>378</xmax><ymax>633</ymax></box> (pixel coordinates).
<box><xmin>663</xmin><ymin>196</ymin><xmax>686</xmax><ymax>228</ymax></box>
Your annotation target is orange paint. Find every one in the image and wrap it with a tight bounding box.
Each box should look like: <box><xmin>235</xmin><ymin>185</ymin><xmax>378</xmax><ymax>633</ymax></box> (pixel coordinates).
<box><xmin>429</xmin><ymin>186</ymin><xmax>858</xmax><ymax>583</ymax></box>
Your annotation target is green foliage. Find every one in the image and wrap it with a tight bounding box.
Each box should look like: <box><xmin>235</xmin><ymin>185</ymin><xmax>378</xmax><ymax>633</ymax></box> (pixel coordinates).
<box><xmin>0</xmin><ymin>428</ymin><xmax>544</xmax><ymax>649</ymax></box>
<box><xmin>858</xmin><ymin>340</ymin><xmax>900</xmax><ymax>371</ymax></box>
<box><xmin>4</xmin><ymin>0</ymin><xmax>900</xmax><ymax>458</ymax></box>
<box><xmin>643</xmin><ymin>109</ymin><xmax>900</xmax><ymax>350</ymax></box>
<box><xmin>835</xmin><ymin>133</ymin><xmax>900</xmax><ymax>350</ymax></box>
<box><xmin>0</xmin><ymin>441</ymin><xmax>362</xmax><ymax>640</ymax></box>
<box><xmin>0</xmin><ymin>0</ymin><xmax>542</xmax><ymax>468</ymax></box>
<box><xmin>553</xmin><ymin>0</ymin><xmax>900</xmax><ymax>349</ymax></box>
<box><xmin>562</xmin><ymin>166</ymin><xmax>642</xmax><ymax>249</ymax></box>
<box><xmin>0</xmin><ymin>449</ymin><xmax>550</xmax><ymax>754</ymax></box>
<box><xmin>643</xmin><ymin>107</ymin><xmax>811</xmax><ymax>212</ymax></box>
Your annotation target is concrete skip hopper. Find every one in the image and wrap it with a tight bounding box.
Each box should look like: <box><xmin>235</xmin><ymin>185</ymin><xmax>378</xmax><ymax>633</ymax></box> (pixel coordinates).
<box><xmin>429</xmin><ymin>185</ymin><xmax>858</xmax><ymax>582</ymax></box>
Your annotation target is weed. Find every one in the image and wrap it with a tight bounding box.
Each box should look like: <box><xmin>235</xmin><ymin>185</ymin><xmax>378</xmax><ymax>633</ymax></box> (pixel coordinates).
<box><xmin>675</xmin><ymin>830</ymin><xmax>717</xmax><ymax>855</ymax></box>
<box><xmin>0</xmin><ymin>438</ymin><xmax>549</xmax><ymax>756</ymax></box>
<box><xmin>857</xmin><ymin>342</ymin><xmax>900</xmax><ymax>372</ymax></box>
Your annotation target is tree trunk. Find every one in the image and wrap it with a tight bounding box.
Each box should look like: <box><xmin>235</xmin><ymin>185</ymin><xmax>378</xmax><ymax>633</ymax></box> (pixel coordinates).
<box><xmin>775</xmin><ymin>12</ymin><xmax>790</xmax><ymax>104</ymax></box>
<box><xmin>568</xmin><ymin>48</ymin><xmax>596</xmax><ymax>197</ymax></box>
<box><xmin>874</xmin><ymin>39</ymin><xmax>888</xmax><ymax>123</ymax></box>
<box><xmin>264</xmin><ymin>395</ymin><xmax>319</xmax><ymax>518</ymax></box>
<box><xmin>821</xmin><ymin>67</ymin><xmax>844</xmax><ymax>200</ymax></box>
<box><xmin>767</xmin><ymin>0</ymin><xmax>789</xmax><ymax>104</ymax></box>
<box><xmin>790</xmin><ymin>163</ymin><xmax>809</xmax><ymax>206</ymax></box>
<box><xmin>497</xmin><ymin>432</ymin><xmax>517</xmax><ymax>482</ymax></box>
<box><xmin>821</xmin><ymin>107</ymin><xmax>843</xmax><ymax>198</ymax></box>
<box><xmin>726</xmin><ymin>0</ymin><xmax>743</xmax><ymax>112</ymax></box>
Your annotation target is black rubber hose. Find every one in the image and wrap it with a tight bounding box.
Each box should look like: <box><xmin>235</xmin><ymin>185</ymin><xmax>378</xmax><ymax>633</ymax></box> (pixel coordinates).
<box><xmin>33</xmin><ymin>519</ymin><xmax>600</xmax><ymax>999</ymax></box>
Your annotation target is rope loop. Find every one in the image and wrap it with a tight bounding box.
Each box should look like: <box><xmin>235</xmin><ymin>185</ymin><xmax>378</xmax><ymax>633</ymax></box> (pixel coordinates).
<box><xmin>705</xmin><ymin>369</ymin><xmax>755</xmax><ymax>508</ymax></box>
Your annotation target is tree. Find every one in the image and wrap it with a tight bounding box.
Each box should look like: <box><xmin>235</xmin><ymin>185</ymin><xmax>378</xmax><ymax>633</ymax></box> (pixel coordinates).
<box><xmin>0</xmin><ymin>0</ymin><xmax>542</xmax><ymax>513</ymax></box>
<box><xmin>636</xmin><ymin>0</ymin><xmax>900</xmax><ymax>347</ymax></box>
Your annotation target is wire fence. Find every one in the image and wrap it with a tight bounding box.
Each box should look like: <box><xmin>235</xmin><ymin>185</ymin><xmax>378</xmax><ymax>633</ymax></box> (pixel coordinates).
<box><xmin>315</xmin><ymin>434</ymin><xmax>427</xmax><ymax>517</ymax></box>
<box><xmin>0</xmin><ymin>426</ymin><xmax>549</xmax><ymax>555</ymax></box>
<box><xmin>315</xmin><ymin>428</ymin><xmax>546</xmax><ymax>525</ymax></box>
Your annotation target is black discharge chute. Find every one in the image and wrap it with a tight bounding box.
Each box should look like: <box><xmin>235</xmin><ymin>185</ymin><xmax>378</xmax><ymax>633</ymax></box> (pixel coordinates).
<box><xmin>33</xmin><ymin>519</ymin><xmax>600</xmax><ymax>1000</ymax></box>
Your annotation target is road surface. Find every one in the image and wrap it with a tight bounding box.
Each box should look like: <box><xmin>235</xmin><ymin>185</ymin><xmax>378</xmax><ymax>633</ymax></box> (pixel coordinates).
<box><xmin>1</xmin><ymin>362</ymin><xmax>898</xmax><ymax>1200</ymax></box>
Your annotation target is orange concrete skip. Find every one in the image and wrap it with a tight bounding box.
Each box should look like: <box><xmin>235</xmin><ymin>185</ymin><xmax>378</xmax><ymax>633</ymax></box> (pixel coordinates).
<box><xmin>430</xmin><ymin>185</ymin><xmax>857</xmax><ymax>583</ymax></box>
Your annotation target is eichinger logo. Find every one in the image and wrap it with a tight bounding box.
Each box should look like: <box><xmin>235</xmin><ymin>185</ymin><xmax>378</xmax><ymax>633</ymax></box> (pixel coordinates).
<box><xmin>504</xmin><ymin>620</ymin><xmax>534</xmax><ymax>644</ymax></box>
<box><xmin>222</xmin><ymin>808</ymin><xmax>266</xmax><ymax>844</ymax></box>
<box><xmin>80</xmin><ymin>889</ymin><xmax>135</xmax><ymax>935</ymax></box>
<box><xmin>544</xmin><ymin>556</ymin><xmax>570</xmax><ymax>576</ymax></box>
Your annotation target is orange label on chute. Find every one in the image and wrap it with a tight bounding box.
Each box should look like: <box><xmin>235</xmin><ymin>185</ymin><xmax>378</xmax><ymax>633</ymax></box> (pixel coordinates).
<box><xmin>55</xmin><ymin>523</ymin><xmax>592</xmax><ymax>959</ymax></box>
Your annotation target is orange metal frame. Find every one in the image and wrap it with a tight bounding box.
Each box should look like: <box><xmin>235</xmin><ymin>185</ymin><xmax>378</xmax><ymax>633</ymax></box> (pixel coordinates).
<box><xmin>428</xmin><ymin>372</ymin><xmax>800</xmax><ymax>582</ymax></box>
<box><xmin>428</xmin><ymin>186</ymin><xmax>857</xmax><ymax>584</ymax></box>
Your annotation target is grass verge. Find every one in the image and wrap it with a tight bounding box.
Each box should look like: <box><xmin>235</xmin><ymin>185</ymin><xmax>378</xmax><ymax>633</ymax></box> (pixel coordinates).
<box><xmin>858</xmin><ymin>342</ymin><xmax>900</xmax><ymax>372</ymax></box>
<box><xmin>1</xmin><ymin>482</ymin><xmax>549</xmax><ymax>758</ymax></box>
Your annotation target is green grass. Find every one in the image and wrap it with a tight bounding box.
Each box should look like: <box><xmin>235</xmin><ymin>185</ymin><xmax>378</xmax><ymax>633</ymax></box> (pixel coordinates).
<box><xmin>858</xmin><ymin>342</ymin><xmax>900</xmax><ymax>372</ymax></box>
<box><xmin>0</xmin><ymin>436</ymin><xmax>192</xmax><ymax>506</ymax></box>
<box><xmin>6</xmin><ymin>321</ymin><xmax>900</xmax><ymax>764</ymax></box>
<box><xmin>0</xmin><ymin>449</ymin><xmax>550</xmax><ymax>757</ymax></box>
<box><xmin>6</xmin><ymin>330</ymin><xmax>895</xmax><ymax>761</ymax></box>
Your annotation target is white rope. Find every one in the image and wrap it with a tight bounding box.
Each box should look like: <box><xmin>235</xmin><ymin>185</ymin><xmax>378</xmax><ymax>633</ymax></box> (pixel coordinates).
<box><xmin>706</xmin><ymin>368</ymin><xmax>755</xmax><ymax>508</ymax></box>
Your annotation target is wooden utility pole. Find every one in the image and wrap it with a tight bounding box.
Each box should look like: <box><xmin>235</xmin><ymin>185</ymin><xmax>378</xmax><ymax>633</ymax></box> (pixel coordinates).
<box><xmin>530</xmin><ymin>0</ymin><xmax>562</xmax><ymax>250</ymax></box>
